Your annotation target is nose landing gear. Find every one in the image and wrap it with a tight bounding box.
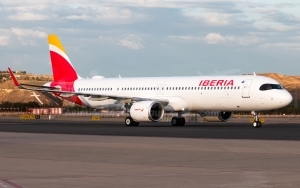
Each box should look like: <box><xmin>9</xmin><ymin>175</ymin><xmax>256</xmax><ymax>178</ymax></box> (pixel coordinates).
<box><xmin>252</xmin><ymin>111</ymin><xmax>262</xmax><ymax>128</ymax></box>
<box><xmin>252</xmin><ymin>120</ymin><xmax>262</xmax><ymax>128</ymax></box>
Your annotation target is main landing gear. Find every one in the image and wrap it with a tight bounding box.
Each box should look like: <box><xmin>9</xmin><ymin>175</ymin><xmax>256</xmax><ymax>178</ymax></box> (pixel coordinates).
<box><xmin>125</xmin><ymin>116</ymin><xmax>139</xmax><ymax>126</ymax></box>
<box><xmin>171</xmin><ymin>112</ymin><xmax>186</xmax><ymax>126</ymax></box>
<box><xmin>171</xmin><ymin>117</ymin><xmax>185</xmax><ymax>126</ymax></box>
<box><xmin>252</xmin><ymin>111</ymin><xmax>262</xmax><ymax>128</ymax></box>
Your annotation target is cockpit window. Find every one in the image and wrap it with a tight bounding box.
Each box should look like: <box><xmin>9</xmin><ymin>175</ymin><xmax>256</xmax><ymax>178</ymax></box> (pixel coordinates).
<box><xmin>259</xmin><ymin>84</ymin><xmax>283</xmax><ymax>91</ymax></box>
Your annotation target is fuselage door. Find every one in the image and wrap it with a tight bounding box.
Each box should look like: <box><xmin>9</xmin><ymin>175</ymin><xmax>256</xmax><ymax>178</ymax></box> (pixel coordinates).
<box><xmin>242</xmin><ymin>79</ymin><xmax>253</xmax><ymax>98</ymax></box>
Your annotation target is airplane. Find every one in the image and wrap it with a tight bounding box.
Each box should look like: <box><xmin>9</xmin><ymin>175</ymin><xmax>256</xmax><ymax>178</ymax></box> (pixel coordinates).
<box><xmin>8</xmin><ymin>34</ymin><xmax>292</xmax><ymax>128</ymax></box>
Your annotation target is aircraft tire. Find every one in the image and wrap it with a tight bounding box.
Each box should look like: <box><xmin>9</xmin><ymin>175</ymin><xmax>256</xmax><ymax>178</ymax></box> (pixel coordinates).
<box><xmin>125</xmin><ymin>116</ymin><xmax>134</xmax><ymax>126</ymax></box>
<box><xmin>171</xmin><ymin>117</ymin><xmax>178</xmax><ymax>126</ymax></box>
<box><xmin>171</xmin><ymin>117</ymin><xmax>185</xmax><ymax>126</ymax></box>
<box><xmin>253</xmin><ymin>121</ymin><xmax>262</xmax><ymax>128</ymax></box>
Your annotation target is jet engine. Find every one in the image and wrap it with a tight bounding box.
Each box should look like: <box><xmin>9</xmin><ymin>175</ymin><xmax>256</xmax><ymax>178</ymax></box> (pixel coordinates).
<box><xmin>130</xmin><ymin>101</ymin><xmax>164</xmax><ymax>122</ymax></box>
<box><xmin>199</xmin><ymin>111</ymin><xmax>233</xmax><ymax>122</ymax></box>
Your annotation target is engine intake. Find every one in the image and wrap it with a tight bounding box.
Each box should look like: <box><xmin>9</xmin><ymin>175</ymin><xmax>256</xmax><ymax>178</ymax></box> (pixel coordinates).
<box><xmin>130</xmin><ymin>101</ymin><xmax>164</xmax><ymax>122</ymax></box>
<box><xmin>199</xmin><ymin>111</ymin><xmax>233</xmax><ymax>122</ymax></box>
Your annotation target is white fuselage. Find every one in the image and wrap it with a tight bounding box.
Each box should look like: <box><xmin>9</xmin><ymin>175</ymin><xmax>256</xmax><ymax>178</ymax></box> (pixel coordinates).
<box><xmin>72</xmin><ymin>75</ymin><xmax>292</xmax><ymax>112</ymax></box>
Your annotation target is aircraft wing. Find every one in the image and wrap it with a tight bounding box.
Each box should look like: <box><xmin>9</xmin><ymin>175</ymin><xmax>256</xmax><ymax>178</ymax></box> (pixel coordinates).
<box><xmin>8</xmin><ymin>68</ymin><xmax>169</xmax><ymax>105</ymax></box>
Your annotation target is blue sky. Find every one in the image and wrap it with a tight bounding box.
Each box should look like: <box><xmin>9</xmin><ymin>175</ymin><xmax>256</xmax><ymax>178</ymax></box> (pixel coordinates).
<box><xmin>0</xmin><ymin>0</ymin><xmax>300</xmax><ymax>77</ymax></box>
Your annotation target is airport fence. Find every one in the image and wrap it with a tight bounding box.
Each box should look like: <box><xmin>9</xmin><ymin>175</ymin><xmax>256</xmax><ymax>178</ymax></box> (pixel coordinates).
<box><xmin>0</xmin><ymin>112</ymin><xmax>24</xmax><ymax>116</ymax></box>
<box><xmin>1</xmin><ymin>111</ymin><xmax>300</xmax><ymax>119</ymax></box>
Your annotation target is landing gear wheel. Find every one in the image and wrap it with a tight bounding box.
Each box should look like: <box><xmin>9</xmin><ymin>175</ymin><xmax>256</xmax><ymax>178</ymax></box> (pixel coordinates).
<box><xmin>171</xmin><ymin>117</ymin><xmax>178</xmax><ymax>126</ymax></box>
<box><xmin>253</xmin><ymin>121</ymin><xmax>262</xmax><ymax>128</ymax></box>
<box><xmin>257</xmin><ymin>121</ymin><xmax>262</xmax><ymax>128</ymax></box>
<box><xmin>133</xmin><ymin>121</ymin><xmax>140</xmax><ymax>126</ymax></box>
<box><xmin>180</xmin><ymin>118</ymin><xmax>185</xmax><ymax>126</ymax></box>
<box><xmin>171</xmin><ymin>117</ymin><xmax>185</xmax><ymax>126</ymax></box>
<box><xmin>125</xmin><ymin>116</ymin><xmax>139</xmax><ymax>126</ymax></box>
<box><xmin>125</xmin><ymin>116</ymin><xmax>133</xmax><ymax>126</ymax></box>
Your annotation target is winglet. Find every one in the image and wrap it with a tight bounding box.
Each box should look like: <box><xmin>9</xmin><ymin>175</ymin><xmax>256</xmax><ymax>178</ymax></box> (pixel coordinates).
<box><xmin>8</xmin><ymin>68</ymin><xmax>20</xmax><ymax>87</ymax></box>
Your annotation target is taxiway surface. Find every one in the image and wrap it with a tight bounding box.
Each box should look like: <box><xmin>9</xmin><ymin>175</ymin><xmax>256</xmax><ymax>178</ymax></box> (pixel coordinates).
<box><xmin>0</xmin><ymin>117</ymin><xmax>300</xmax><ymax>188</ymax></box>
<box><xmin>0</xmin><ymin>117</ymin><xmax>299</xmax><ymax>140</ymax></box>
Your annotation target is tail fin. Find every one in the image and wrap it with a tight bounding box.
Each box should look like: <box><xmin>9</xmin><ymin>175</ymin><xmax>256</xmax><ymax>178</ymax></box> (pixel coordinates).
<box><xmin>48</xmin><ymin>34</ymin><xmax>79</xmax><ymax>82</ymax></box>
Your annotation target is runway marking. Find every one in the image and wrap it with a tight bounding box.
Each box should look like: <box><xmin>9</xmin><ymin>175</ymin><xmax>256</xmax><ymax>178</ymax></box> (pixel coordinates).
<box><xmin>0</xmin><ymin>180</ymin><xmax>22</xmax><ymax>188</ymax></box>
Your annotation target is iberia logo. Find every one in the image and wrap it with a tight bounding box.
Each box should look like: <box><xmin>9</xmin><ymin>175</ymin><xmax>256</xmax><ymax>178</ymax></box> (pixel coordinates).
<box><xmin>199</xmin><ymin>80</ymin><xmax>234</xmax><ymax>86</ymax></box>
<box><xmin>135</xmin><ymin>109</ymin><xmax>144</xmax><ymax>111</ymax></box>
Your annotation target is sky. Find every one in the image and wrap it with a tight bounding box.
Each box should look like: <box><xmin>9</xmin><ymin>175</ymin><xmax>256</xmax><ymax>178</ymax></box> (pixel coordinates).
<box><xmin>0</xmin><ymin>0</ymin><xmax>300</xmax><ymax>78</ymax></box>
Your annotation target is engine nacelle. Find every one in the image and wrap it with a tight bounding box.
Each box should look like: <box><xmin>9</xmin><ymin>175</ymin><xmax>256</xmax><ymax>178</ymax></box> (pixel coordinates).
<box><xmin>130</xmin><ymin>101</ymin><xmax>164</xmax><ymax>122</ymax></box>
<box><xmin>199</xmin><ymin>111</ymin><xmax>233</xmax><ymax>122</ymax></box>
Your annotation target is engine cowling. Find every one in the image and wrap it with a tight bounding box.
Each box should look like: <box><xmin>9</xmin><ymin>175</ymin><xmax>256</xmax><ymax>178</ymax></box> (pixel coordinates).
<box><xmin>130</xmin><ymin>101</ymin><xmax>164</xmax><ymax>122</ymax></box>
<box><xmin>199</xmin><ymin>111</ymin><xmax>233</xmax><ymax>122</ymax></box>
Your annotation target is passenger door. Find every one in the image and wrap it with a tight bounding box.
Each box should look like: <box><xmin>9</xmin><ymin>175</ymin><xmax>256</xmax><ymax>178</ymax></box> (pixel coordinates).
<box><xmin>242</xmin><ymin>79</ymin><xmax>253</xmax><ymax>98</ymax></box>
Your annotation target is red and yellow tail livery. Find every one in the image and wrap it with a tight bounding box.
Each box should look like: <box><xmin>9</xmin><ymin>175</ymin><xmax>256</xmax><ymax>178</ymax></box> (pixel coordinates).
<box><xmin>48</xmin><ymin>35</ymin><xmax>78</xmax><ymax>82</ymax></box>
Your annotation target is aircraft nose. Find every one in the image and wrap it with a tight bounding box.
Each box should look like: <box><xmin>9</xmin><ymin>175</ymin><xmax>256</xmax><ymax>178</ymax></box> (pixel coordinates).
<box><xmin>281</xmin><ymin>91</ymin><xmax>293</xmax><ymax>106</ymax></box>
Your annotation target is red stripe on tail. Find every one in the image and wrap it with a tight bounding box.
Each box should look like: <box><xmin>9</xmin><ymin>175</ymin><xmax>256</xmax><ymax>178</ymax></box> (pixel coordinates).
<box><xmin>50</xmin><ymin>51</ymin><xmax>78</xmax><ymax>82</ymax></box>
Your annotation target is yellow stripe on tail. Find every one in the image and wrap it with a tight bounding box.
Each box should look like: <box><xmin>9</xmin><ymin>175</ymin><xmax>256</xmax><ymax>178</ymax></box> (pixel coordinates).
<box><xmin>48</xmin><ymin>34</ymin><xmax>67</xmax><ymax>54</ymax></box>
